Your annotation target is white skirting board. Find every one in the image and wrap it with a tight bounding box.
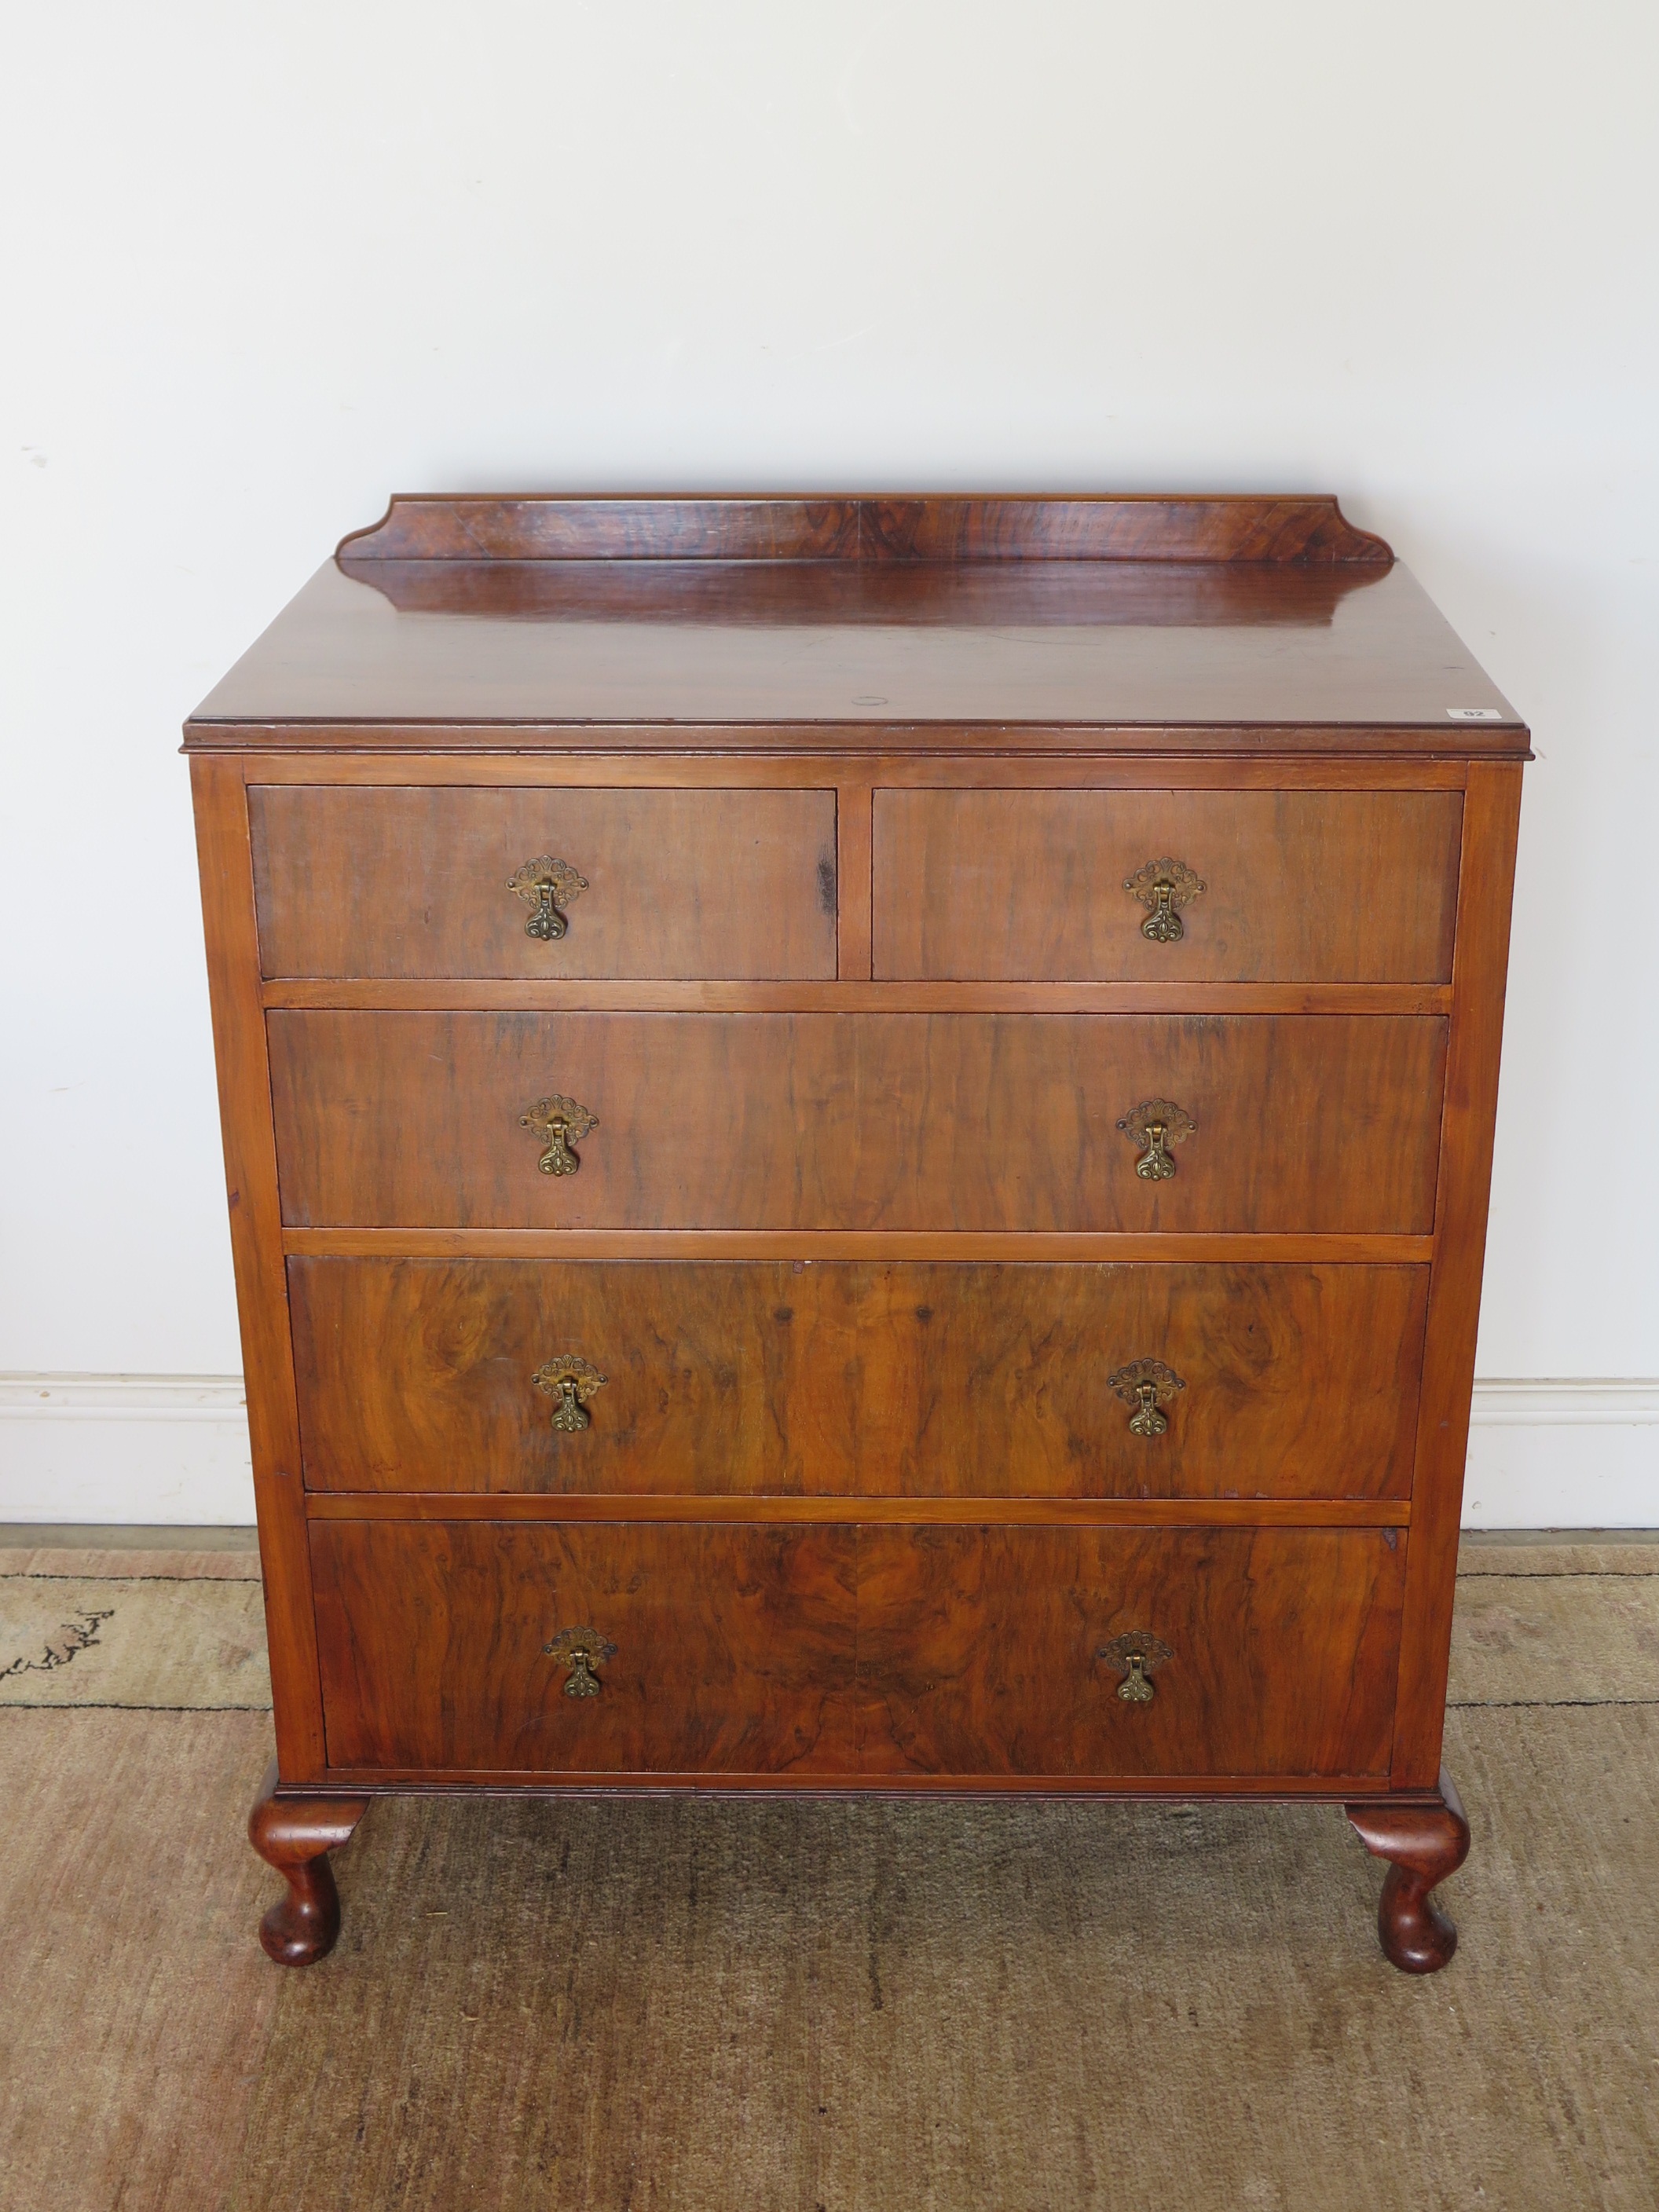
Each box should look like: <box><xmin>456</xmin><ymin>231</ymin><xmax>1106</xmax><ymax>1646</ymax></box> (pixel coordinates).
<box><xmin>0</xmin><ymin>1375</ymin><xmax>257</xmax><ymax>1525</ymax></box>
<box><xmin>1459</xmin><ymin>1381</ymin><xmax>1659</xmax><ymax>1529</ymax></box>
<box><xmin>0</xmin><ymin>1374</ymin><xmax>1655</xmax><ymax>1529</ymax></box>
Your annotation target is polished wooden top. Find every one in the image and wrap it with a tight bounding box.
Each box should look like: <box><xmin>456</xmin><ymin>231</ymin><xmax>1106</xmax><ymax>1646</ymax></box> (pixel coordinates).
<box><xmin>185</xmin><ymin>496</ymin><xmax>1526</xmax><ymax>750</ymax></box>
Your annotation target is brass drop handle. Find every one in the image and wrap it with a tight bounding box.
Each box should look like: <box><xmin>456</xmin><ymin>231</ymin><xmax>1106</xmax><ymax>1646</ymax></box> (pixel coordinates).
<box><xmin>1124</xmin><ymin>857</ymin><xmax>1205</xmax><ymax>943</ymax></box>
<box><xmin>533</xmin><ymin>1357</ymin><xmax>608</xmax><ymax>1432</ymax></box>
<box><xmin>1098</xmin><ymin>1631</ymin><xmax>1173</xmax><ymax>1704</ymax></box>
<box><xmin>1116</xmin><ymin>1098</ymin><xmax>1196</xmax><ymax>1181</ymax></box>
<box><xmin>506</xmin><ymin>855</ymin><xmax>589</xmax><ymax>941</ymax></box>
<box><xmin>544</xmin><ymin>1625</ymin><xmax>616</xmax><ymax>1697</ymax></box>
<box><xmin>1107</xmin><ymin>1358</ymin><xmax>1185</xmax><ymax>1438</ymax></box>
<box><xmin>520</xmin><ymin>1093</ymin><xmax>599</xmax><ymax>1177</ymax></box>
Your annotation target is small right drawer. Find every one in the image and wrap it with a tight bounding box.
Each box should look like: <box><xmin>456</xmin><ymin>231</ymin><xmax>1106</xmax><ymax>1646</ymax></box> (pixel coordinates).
<box><xmin>872</xmin><ymin>789</ymin><xmax>1462</xmax><ymax>982</ymax></box>
<box><xmin>856</xmin><ymin>1524</ymin><xmax>1407</xmax><ymax>1781</ymax></box>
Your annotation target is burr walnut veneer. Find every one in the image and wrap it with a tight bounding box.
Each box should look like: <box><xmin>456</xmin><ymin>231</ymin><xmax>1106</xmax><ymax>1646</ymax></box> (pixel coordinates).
<box><xmin>189</xmin><ymin>495</ymin><xmax>1525</xmax><ymax>1974</ymax></box>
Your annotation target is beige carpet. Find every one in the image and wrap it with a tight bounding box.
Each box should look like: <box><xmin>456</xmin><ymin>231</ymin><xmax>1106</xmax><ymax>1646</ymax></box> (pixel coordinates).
<box><xmin>0</xmin><ymin>1572</ymin><xmax>270</xmax><ymax>1708</ymax></box>
<box><xmin>1</xmin><ymin>1533</ymin><xmax>1655</xmax><ymax>2210</ymax></box>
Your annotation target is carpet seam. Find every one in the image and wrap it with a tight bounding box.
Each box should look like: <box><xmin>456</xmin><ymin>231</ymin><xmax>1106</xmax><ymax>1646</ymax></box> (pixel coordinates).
<box><xmin>1447</xmin><ymin>1697</ymin><xmax>1659</xmax><ymax>1709</ymax></box>
<box><xmin>0</xmin><ymin>1700</ymin><xmax>275</xmax><ymax>1712</ymax></box>
<box><xmin>0</xmin><ymin>1571</ymin><xmax>261</xmax><ymax>1584</ymax></box>
<box><xmin>1456</xmin><ymin>1569</ymin><xmax>1659</xmax><ymax>1580</ymax></box>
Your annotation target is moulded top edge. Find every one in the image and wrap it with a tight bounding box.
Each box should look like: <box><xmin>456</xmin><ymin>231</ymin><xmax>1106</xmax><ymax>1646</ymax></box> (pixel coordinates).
<box><xmin>181</xmin><ymin>720</ymin><xmax>1532</xmax><ymax>756</ymax></box>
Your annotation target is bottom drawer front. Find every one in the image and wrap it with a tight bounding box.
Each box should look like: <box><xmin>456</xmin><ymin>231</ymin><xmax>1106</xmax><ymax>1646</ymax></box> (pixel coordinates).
<box><xmin>311</xmin><ymin>1521</ymin><xmax>858</xmax><ymax>1775</ymax></box>
<box><xmin>858</xmin><ymin>1526</ymin><xmax>1404</xmax><ymax>1780</ymax></box>
<box><xmin>312</xmin><ymin>1522</ymin><xmax>1404</xmax><ymax>1782</ymax></box>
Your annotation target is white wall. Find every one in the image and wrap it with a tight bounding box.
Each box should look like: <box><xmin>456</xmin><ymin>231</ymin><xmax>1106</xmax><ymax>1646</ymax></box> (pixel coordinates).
<box><xmin>2</xmin><ymin>2</ymin><xmax>1656</xmax><ymax>1522</ymax></box>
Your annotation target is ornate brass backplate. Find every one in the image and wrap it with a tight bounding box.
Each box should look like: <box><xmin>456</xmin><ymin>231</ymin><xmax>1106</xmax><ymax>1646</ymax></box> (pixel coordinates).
<box><xmin>519</xmin><ymin>1094</ymin><xmax>599</xmax><ymax>1176</ymax></box>
<box><xmin>1115</xmin><ymin>1097</ymin><xmax>1196</xmax><ymax>1181</ymax></box>
<box><xmin>1106</xmin><ymin>1357</ymin><xmax>1186</xmax><ymax>1438</ymax></box>
<box><xmin>1123</xmin><ymin>856</ymin><xmax>1206</xmax><ymax>943</ymax></box>
<box><xmin>1098</xmin><ymin>1629</ymin><xmax>1174</xmax><ymax>1705</ymax></box>
<box><xmin>544</xmin><ymin>1624</ymin><xmax>617</xmax><ymax>1697</ymax></box>
<box><xmin>532</xmin><ymin>1355</ymin><xmax>608</xmax><ymax>1432</ymax></box>
<box><xmin>505</xmin><ymin>855</ymin><xmax>589</xmax><ymax>941</ymax></box>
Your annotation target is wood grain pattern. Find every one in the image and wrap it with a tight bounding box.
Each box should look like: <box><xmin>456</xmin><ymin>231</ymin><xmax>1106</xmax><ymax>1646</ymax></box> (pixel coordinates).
<box><xmin>262</xmin><ymin>979</ymin><xmax>1454</xmax><ymax>1016</ymax></box>
<box><xmin>1348</xmin><ymin>1765</ymin><xmax>1470</xmax><ymax>1972</ymax></box>
<box><xmin>835</xmin><ymin>782</ymin><xmax>873</xmax><ymax>980</ymax></box>
<box><xmin>247</xmin><ymin>1758</ymin><xmax>367</xmax><ymax>1965</ymax></box>
<box><xmin>185</xmin><ymin>556</ymin><xmax>1522</xmax><ymax>734</ymax></box>
<box><xmin>186</xmin><ymin>490</ymin><xmax>1526</xmax><ymax>735</ymax></box>
<box><xmin>189</xmin><ymin>757</ymin><xmax>327</xmax><ymax>1779</ymax></box>
<box><xmin>339</xmin><ymin>495</ymin><xmax>862</xmax><ymax>563</ymax></box>
<box><xmin>310</xmin><ymin>1519</ymin><xmax>859</xmax><ymax>1775</ymax></box>
<box><xmin>858</xmin><ymin>1525</ymin><xmax>1405</xmax><ymax>1778</ymax></box>
<box><xmin>874</xmin><ymin>789</ymin><xmax>1462</xmax><ymax>983</ymax></box>
<box><xmin>185</xmin><ymin>494</ymin><xmax>1527</xmax><ymax>1979</ymax></box>
<box><xmin>304</xmin><ymin>1494</ymin><xmax>1412</xmax><ymax>1528</ymax></box>
<box><xmin>1392</xmin><ymin>763</ymin><xmax>1525</xmax><ymax>1785</ymax></box>
<box><xmin>192</xmin><ymin>719</ymin><xmax>1526</xmax><ymax>760</ymax></box>
<box><xmin>340</xmin><ymin>559</ymin><xmax>1395</xmax><ymax>629</ymax></box>
<box><xmin>282</xmin><ymin>1230</ymin><xmax>1437</xmax><ymax>1263</ymax></box>
<box><xmin>233</xmin><ymin>753</ymin><xmax>1476</xmax><ymax>789</ymax></box>
<box><xmin>335</xmin><ymin>493</ymin><xmax>1393</xmax><ymax>566</ymax></box>
<box><xmin>311</xmin><ymin>1768</ymin><xmax>1410</xmax><ymax>1795</ymax></box>
<box><xmin>860</xmin><ymin>496</ymin><xmax>1393</xmax><ymax>566</ymax></box>
<box><xmin>288</xmin><ymin>1258</ymin><xmax>1428</xmax><ymax>1500</ymax></box>
<box><xmin>266</xmin><ymin>1010</ymin><xmax>1448</xmax><ymax>1235</ymax></box>
<box><xmin>250</xmin><ymin>786</ymin><xmax>837</xmax><ymax>980</ymax></box>
<box><xmin>309</xmin><ymin>1518</ymin><xmax>1403</xmax><ymax>1783</ymax></box>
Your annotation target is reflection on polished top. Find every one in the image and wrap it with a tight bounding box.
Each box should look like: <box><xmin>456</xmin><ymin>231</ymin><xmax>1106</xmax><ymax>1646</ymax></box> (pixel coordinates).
<box><xmin>185</xmin><ymin>495</ymin><xmax>1525</xmax><ymax>744</ymax></box>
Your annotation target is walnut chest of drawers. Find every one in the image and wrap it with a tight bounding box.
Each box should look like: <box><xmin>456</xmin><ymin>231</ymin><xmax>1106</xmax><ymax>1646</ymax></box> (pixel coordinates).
<box><xmin>186</xmin><ymin>494</ymin><xmax>1527</xmax><ymax>1972</ymax></box>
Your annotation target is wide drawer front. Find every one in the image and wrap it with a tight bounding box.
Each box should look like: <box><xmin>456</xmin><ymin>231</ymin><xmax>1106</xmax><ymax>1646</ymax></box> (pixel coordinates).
<box><xmin>269</xmin><ymin>1011</ymin><xmax>1447</xmax><ymax>1232</ymax></box>
<box><xmin>309</xmin><ymin>1520</ymin><xmax>1404</xmax><ymax>1780</ymax></box>
<box><xmin>290</xmin><ymin>1258</ymin><xmax>1428</xmax><ymax>1500</ymax></box>
<box><xmin>249</xmin><ymin>786</ymin><xmax>839</xmax><ymax>980</ymax></box>
<box><xmin>873</xmin><ymin>789</ymin><xmax>1463</xmax><ymax>982</ymax></box>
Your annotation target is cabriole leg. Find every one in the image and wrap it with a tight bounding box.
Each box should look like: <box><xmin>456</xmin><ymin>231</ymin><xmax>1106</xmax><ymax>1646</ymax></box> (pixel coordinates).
<box><xmin>247</xmin><ymin>1759</ymin><xmax>368</xmax><ymax>1965</ymax></box>
<box><xmin>1346</xmin><ymin>1766</ymin><xmax>1470</xmax><ymax>1973</ymax></box>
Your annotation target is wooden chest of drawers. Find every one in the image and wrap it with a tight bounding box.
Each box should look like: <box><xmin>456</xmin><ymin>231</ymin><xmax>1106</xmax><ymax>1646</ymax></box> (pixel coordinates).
<box><xmin>188</xmin><ymin>494</ymin><xmax>1526</xmax><ymax>1974</ymax></box>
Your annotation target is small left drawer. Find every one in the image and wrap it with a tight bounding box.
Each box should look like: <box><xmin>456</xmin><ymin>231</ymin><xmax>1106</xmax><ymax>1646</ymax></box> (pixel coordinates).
<box><xmin>249</xmin><ymin>785</ymin><xmax>838</xmax><ymax>980</ymax></box>
<box><xmin>311</xmin><ymin>1518</ymin><xmax>859</xmax><ymax>1777</ymax></box>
